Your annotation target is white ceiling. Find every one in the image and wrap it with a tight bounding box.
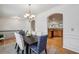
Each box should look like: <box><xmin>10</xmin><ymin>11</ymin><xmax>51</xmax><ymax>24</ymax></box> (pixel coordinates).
<box><xmin>0</xmin><ymin>4</ymin><xmax>59</xmax><ymax>18</ymax></box>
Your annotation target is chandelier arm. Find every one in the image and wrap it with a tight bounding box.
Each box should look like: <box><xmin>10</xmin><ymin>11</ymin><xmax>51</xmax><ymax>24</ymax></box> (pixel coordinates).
<box><xmin>24</xmin><ymin>4</ymin><xmax>35</xmax><ymax>20</ymax></box>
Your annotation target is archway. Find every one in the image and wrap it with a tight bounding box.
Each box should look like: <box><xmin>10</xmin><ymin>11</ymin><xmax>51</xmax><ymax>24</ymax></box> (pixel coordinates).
<box><xmin>47</xmin><ymin>13</ymin><xmax>63</xmax><ymax>49</ymax></box>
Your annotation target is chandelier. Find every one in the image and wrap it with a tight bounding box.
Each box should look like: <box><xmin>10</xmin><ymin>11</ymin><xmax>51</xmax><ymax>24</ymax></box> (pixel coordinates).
<box><xmin>24</xmin><ymin>4</ymin><xmax>35</xmax><ymax>21</ymax></box>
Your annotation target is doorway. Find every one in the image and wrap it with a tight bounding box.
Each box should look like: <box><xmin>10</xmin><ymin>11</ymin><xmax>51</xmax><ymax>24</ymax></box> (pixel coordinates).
<box><xmin>47</xmin><ymin>13</ymin><xmax>63</xmax><ymax>49</ymax></box>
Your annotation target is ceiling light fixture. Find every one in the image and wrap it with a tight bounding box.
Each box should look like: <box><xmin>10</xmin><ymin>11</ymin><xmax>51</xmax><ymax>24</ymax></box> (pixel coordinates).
<box><xmin>24</xmin><ymin>4</ymin><xmax>35</xmax><ymax>21</ymax></box>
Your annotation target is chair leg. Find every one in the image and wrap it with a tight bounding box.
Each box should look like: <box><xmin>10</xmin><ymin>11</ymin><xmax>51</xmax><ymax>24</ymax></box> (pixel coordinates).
<box><xmin>25</xmin><ymin>43</ymin><xmax>29</xmax><ymax>54</ymax></box>
<box><xmin>30</xmin><ymin>48</ymin><xmax>31</xmax><ymax>54</ymax></box>
<box><xmin>22</xmin><ymin>50</ymin><xmax>24</xmax><ymax>54</ymax></box>
<box><xmin>17</xmin><ymin>46</ymin><xmax>20</xmax><ymax>54</ymax></box>
<box><xmin>45</xmin><ymin>48</ymin><xmax>47</xmax><ymax>54</ymax></box>
<box><xmin>15</xmin><ymin>43</ymin><xmax>17</xmax><ymax>49</ymax></box>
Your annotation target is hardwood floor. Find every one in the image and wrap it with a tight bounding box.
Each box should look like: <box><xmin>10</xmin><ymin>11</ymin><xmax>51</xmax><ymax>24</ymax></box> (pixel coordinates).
<box><xmin>0</xmin><ymin>36</ymin><xmax>78</xmax><ymax>54</ymax></box>
<box><xmin>47</xmin><ymin>37</ymin><xmax>63</xmax><ymax>48</ymax></box>
<box><xmin>47</xmin><ymin>37</ymin><xmax>64</xmax><ymax>53</ymax></box>
<box><xmin>0</xmin><ymin>37</ymin><xmax>16</xmax><ymax>46</ymax></box>
<box><xmin>47</xmin><ymin>37</ymin><xmax>78</xmax><ymax>54</ymax></box>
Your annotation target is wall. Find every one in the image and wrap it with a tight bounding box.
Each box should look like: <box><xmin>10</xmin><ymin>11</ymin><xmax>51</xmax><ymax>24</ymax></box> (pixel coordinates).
<box><xmin>0</xmin><ymin>17</ymin><xmax>28</xmax><ymax>31</ymax></box>
<box><xmin>36</xmin><ymin>4</ymin><xmax>79</xmax><ymax>53</ymax></box>
<box><xmin>63</xmin><ymin>5</ymin><xmax>79</xmax><ymax>52</ymax></box>
<box><xmin>0</xmin><ymin>17</ymin><xmax>28</xmax><ymax>39</ymax></box>
<box><xmin>35</xmin><ymin>5</ymin><xmax>64</xmax><ymax>35</ymax></box>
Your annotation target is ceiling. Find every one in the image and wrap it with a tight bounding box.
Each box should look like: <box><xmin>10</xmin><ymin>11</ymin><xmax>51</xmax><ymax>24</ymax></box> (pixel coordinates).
<box><xmin>0</xmin><ymin>4</ymin><xmax>59</xmax><ymax>18</ymax></box>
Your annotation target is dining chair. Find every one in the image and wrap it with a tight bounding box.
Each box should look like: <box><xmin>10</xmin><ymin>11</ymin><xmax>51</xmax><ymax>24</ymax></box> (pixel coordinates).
<box><xmin>29</xmin><ymin>35</ymin><xmax>48</xmax><ymax>54</ymax></box>
<box><xmin>19</xmin><ymin>30</ymin><xmax>26</xmax><ymax>36</ymax></box>
<box><xmin>14</xmin><ymin>32</ymin><xmax>25</xmax><ymax>54</ymax></box>
<box><xmin>15</xmin><ymin>30</ymin><xmax>26</xmax><ymax>50</ymax></box>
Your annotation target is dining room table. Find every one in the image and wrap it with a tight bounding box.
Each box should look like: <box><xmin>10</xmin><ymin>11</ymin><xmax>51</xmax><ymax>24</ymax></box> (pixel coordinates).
<box><xmin>24</xmin><ymin>35</ymin><xmax>38</xmax><ymax>54</ymax></box>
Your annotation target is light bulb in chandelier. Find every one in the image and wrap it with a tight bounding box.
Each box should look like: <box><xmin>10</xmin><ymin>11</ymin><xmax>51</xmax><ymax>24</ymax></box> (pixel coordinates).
<box><xmin>24</xmin><ymin>13</ymin><xmax>30</xmax><ymax>18</ymax></box>
<box><xmin>29</xmin><ymin>15</ymin><xmax>35</xmax><ymax>19</ymax></box>
<box><xmin>24</xmin><ymin>4</ymin><xmax>35</xmax><ymax>19</ymax></box>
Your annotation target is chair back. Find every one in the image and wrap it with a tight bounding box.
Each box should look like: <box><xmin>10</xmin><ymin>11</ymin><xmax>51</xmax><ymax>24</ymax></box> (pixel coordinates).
<box><xmin>14</xmin><ymin>32</ymin><xmax>24</xmax><ymax>50</ymax></box>
<box><xmin>19</xmin><ymin>30</ymin><xmax>26</xmax><ymax>40</ymax></box>
<box><xmin>37</xmin><ymin>35</ymin><xmax>48</xmax><ymax>53</ymax></box>
<box><xmin>19</xmin><ymin>30</ymin><xmax>26</xmax><ymax>36</ymax></box>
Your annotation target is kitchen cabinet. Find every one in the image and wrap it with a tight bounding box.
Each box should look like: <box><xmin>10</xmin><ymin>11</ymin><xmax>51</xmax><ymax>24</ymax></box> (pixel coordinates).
<box><xmin>48</xmin><ymin>28</ymin><xmax>63</xmax><ymax>38</ymax></box>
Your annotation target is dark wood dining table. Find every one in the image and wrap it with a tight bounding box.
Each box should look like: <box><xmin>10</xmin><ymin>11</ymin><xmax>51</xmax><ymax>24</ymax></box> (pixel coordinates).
<box><xmin>24</xmin><ymin>35</ymin><xmax>38</xmax><ymax>54</ymax></box>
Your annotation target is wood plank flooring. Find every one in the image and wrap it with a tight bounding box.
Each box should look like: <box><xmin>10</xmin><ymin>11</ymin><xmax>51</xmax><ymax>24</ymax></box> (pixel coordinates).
<box><xmin>47</xmin><ymin>37</ymin><xmax>78</xmax><ymax>54</ymax></box>
<box><xmin>0</xmin><ymin>37</ymin><xmax>16</xmax><ymax>46</ymax></box>
<box><xmin>0</xmin><ymin>36</ymin><xmax>78</xmax><ymax>54</ymax></box>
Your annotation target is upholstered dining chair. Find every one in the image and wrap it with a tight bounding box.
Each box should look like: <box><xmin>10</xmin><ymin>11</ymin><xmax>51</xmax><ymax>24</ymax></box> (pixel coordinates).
<box><xmin>29</xmin><ymin>35</ymin><xmax>48</xmax><ymax>54</ymax></box>
<box><xmin>19</xmin><ymin>30</ymin><xmax>26</xmax><ymax>36</ymax></box>
<box><xmin>14</xmin><ymin>32</ymin><xmax>25</xmax><ymax>54</ymax></box>
<box><xmin>15</xmin><ymin>30</ymin><xmax>26</xmax><ymax>49</ymax></box>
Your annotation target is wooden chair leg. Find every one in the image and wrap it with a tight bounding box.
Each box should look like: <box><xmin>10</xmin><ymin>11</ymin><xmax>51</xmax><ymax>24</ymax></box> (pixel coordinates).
<box><xmin>45</xmin><ymin>48</ymin><xmax>47</xmax><ymax>54</ymax></box>
<box><xmin>17</xmin><ymin>46</ymin><xmax>20</xmax><ymax>54</ymax></box>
